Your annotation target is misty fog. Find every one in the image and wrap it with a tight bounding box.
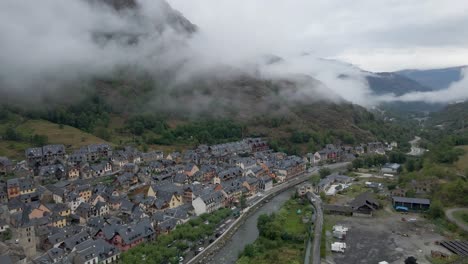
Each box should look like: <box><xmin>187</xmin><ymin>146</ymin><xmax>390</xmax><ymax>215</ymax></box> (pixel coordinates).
<box><xmin>0</xmin><ymin>0</ymin><xmax>467</xmax><ymax>108</ymax></box>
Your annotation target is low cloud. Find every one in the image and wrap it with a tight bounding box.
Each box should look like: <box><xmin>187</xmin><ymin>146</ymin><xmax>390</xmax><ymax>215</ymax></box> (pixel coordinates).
<box><xmin>0</xmin><ymin>0</ymin><xmax>467</xmax><ymax>110</ymax></box>
<box><xmin>379</xmin><ymin>67</ymin><xmax>468</xmax><ymax>104</ymax></box>
<box><xmin>0</xmin><ymin>0</ymin><xmax>189</xmax><ymax>94</ymax></box>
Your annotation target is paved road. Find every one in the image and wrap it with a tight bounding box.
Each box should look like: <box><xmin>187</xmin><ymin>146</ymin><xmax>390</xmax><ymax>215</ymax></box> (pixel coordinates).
<box><xmin>304</xmin><ymin>191</ymin><xmax>323</xmax><ymax>264</ymax></box>
<box><xmin>445</xmin><ymin>208</ymin><xmax>468</xmax><ymax>232</ymax></box>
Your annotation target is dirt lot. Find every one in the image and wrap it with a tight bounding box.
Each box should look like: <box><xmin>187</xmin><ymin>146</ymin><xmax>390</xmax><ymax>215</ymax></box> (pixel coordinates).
<box><xmin>327</xmin><ymin>209</ymin><xmax>453</xmax><ymax>264</ymax></box>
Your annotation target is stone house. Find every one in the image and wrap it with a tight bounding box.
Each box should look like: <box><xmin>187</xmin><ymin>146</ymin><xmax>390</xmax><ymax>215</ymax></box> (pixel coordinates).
<box><xmin>0</xmin><ymin>157</ymin><xmax>13</xmax><ymax>175</ymax></box>
<box><xmin>25</xmin><ymin>144</ymin><xmax>66</xmax><ymax>167</ymax></box>
<box><xmin>192</xmin><ymin>190</ymin><xmax>226</xmax><ymax>216</ymax></box>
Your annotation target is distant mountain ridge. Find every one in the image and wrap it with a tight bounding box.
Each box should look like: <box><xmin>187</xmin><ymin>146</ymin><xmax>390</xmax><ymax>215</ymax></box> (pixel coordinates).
<box><xmin>366</xmin><ymin>72</ymin><xmax>433</xmax><ymax>96</ymax></box>
<box><xmin>396</xmin><ymin>66</ymin><xmax>466</xmax><ymax>90</ymax></box>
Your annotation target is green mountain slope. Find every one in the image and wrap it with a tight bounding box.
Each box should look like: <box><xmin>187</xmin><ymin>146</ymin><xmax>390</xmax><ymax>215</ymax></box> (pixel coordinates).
<box><xmin>430</xmin><ymin>101</ymin><xmax>468</xmax><ymax>132</ymax></box>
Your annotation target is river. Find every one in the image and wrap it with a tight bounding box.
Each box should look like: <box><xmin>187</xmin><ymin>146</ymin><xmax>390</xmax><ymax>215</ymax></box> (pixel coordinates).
<box><xmin>206</xmin><ymin>189</ymin><xmax>295</xmax><ymax>264</ymax></box>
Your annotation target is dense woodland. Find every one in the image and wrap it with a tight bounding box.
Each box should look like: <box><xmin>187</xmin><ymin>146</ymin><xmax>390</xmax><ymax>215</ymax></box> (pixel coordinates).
<box><xmin>0</xmin><ymin>89</ymin><xmax>417</xmax><ymax>157</ymax></box>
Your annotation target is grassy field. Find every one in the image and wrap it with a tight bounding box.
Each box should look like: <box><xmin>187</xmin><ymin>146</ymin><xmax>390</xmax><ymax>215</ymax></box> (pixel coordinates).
<box><xmin>453</xmin><ymin>210</ymin><xmax>468</xmax><ymax>225</ymax></box>
<box><xmin>106</xmin><ymin>115</ymin><xmax>192</xmax><ymax>153</ymax></box>
<box><xmin>237</xmin><ymin>246</ymin><xmax>303</xmax><ymax>264</ymax></box>
<box><xmin>281</xmin><ymin>198</ymin><xmax>311</xmax><ymax>235</ymax></box>
<box><xmin>0</xmin><ymin>140</ymin><xmax>32</xmax><ymax>160</ymax></box>
<box><xmin>0</xmin><ymin>115</ymin><xmax>195</xmax><ymax>159</ymax></box>
<box><xmin>0</xmin><ymin>119</ymin><xmax>110</xmax><ymax>159</ymax></box>
<box><xmin>454</xmin><ymin>145</ymin><xmax>468</xmax><ymax>171</ymax></box>
<box><xmin>236</xmin><ymin>196</ymin><xmax>310</xmax><ymax>264</ymax></box>
<box><xmin>17</xmin><ymin>120</ymin><xmax>110</xmax><ymax>149</ymax></box>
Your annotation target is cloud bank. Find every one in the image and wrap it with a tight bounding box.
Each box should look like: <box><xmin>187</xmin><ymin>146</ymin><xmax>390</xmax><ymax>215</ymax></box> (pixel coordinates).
<box><xmin>170</xmin><ymin>0</ymin><xmax>468</xmax><ymax>72</ymax></box>
<box><xmin>0</xmin><ymin>0</ymin><xmax>467</xmax><ymax>108</ymax></box>
<box><xmin>0</xmin><ymin>0</ymin><xmax>190</xmax><ymax>93</ymax></box>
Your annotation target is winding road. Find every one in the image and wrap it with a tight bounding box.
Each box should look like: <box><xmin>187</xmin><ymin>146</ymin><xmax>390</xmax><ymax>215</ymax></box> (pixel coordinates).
<box><xmin>445</xmin><ymin>208</ymin><xmax>468</xmax><ymax>233</ymax></box>
<box><xmin>407</xmin><ymin>136</ymin><xmax>426</xmax><ymax>156</ymax></box>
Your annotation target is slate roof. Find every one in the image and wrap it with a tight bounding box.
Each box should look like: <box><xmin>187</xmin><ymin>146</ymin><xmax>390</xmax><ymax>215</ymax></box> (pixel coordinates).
<box><xmin>116</xmin><ymin>172</ymin><xmax>135</xmax><ymax>185</ymax></box>
<box><xmin>199</xmin><ymin>190</ymin><xmax>225</xmax><ymax>206</ymax></box>
<box><xmin>0</xmin><ymin>157</ymin><xmax>12</xmax><ymax>166</ymax></box>
<box><xmin>94</xmin><ymin>201</ymin><xmax>108</xmax><ymax>211</ymax></box>
<box><xmin>392</xmin><ymin>196</ymin><xmax>430</xmax><ymax>205</ymax></box>
<box><xmin>151</xmin><ymin>211</ymin><xmax>165</xmax><ymax>223</ymax></box>
<box><xmin>26</xmin><ymin>147</ymin><xmax>43</xmax><ymax>158</ymax></box>
<box><xmin>221</xmin><ymin>179</ymin><xmax>243</xmax><ymax>194</ymax></box>
<box><xmin>6</xmin><ymin>178</ymin><xmax>19</xmax><ymax>188</ymax></box>
<box><xmin>152</xmin><ymin>183</ymin><xmax>184</xmax><ymax>203</ymax></box>
<box><xmin>164</xmin><ymin>206</ymin><xmax>189</xmax><ymax>220</ymax></box>
<box><xmin>174</xmin><ymin>173</ymin><xmax>188</xmax><ymax>184</ymax></box>
<box><xmin>218</xmin><ymin>167</ymin><xmax>242</xmax><ymax>180</ymax></box>
<box><xmin>33</xmin><ymin>247</ymin><xmax>70</xmax><ymax>264</ymax></box>
<box><xmin>141</xmin><ymin>151</ymin><xmax>163</xmax><ymax>161</ymax></box>
<box><xmin>76</xmin><ymin>203</ymin><xmax>92</xmax><ymax>216</ymax></box>
<box><xmin>119</xmin><ymin>198</ymin><xmax>134</xmax><ymax>213</ymax></box>
<box><xmin>39</xmin><ymin>164</ymin><xmax>65</xmax><ymax>177</ymax></box>
<box><xmin>63</xmin><ymin>230</ymin><xmax>91</xmax><ymax>251</ymax></box>
<box><xmin>73</xmin><ymin>238</ymin><xmax>119</xmax><ymax>263</ymax></box>
<box><xmin>43</xmin><ymin>145</ymin><xmax>66</xmax><ymax>154</ymax></box>
<box><xmin>87</xmin><ymin>216</ymin><xmax>106</xmax><ymax>230</ymax></box>
<box><xmin>158</xmin><ymin>217</ymin><xmax>178</xmax><ymax>231</ymax></box>
<box><xmin>349</xmin><ymin>192</ymin><xmax>379</xmax><ymax>210</ymax></box>
<box><xmin>76</xmin><ymin>144</ymin><xmax>112</xmax><ymax>155</ymax></box>
<box><xmin>324</xmin><ymin>204</ymin><xmax>353</xmax><ymax>213</ymax></box>
<box><xmin>277</xmin><ymin>156</ymin><xmax>305</xmax><ymax>170</ymax></box>
<box><xmin>101</xmin><ymin>220</ymin><xmax>154</xmax><ymax>245</ymax></box>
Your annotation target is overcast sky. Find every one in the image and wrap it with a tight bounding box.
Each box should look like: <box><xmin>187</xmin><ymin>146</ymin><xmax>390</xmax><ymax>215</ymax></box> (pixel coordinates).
<box><xmin>169</xmin><ymin>0</ymin><xmax>468</xmax><ymax>72</ymax></box>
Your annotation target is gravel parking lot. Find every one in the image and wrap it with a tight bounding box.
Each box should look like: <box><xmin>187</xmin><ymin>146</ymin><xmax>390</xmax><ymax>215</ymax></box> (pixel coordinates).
<box><xmin>329</xmin><ymin>210</ymin><xmax>452</xmax><ymax>264</ymax></box>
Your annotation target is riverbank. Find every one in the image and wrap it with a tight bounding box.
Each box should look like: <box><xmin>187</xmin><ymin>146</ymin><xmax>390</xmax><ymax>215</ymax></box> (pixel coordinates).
<box><xmin>188</xmin><ymin>163</ymin><xmax>349</xmax><ymax>264</ymax></box>
<box><xmin>236</xmin><ymin>195</ymin><xmax>312</xmax><ymax>264</ymax></box>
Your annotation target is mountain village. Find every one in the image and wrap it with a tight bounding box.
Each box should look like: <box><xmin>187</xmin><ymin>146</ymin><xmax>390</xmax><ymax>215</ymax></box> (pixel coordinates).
<box><xmin>0</xmin><ymin>137</ymin><xmax>408</xmax><ymax>264</ymax></box>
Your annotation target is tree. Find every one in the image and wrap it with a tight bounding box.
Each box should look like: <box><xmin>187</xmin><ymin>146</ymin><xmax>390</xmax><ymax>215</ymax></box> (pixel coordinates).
<box><xmin>342</xmin><ymin>133</ymin><xmax>356</xmax><ymax>144</ymax></box>
<box><xmin>319</xmin><ymin>168</ymin><xmax>331</xmax><ymax>179</ymax></box>
<box><xmin>406</xmin><ymin>159</ymin><xmax>415</xmax><ymax>172</ymax></box>
<box><xmin>242</xmin><ymin>244</ymin><xmax>256</xmax><ymax>258</ymax></box>
<box><xmin>31</xmin><ymin>134</ymin><xmax>48</xmax><ymax>146</ymax></box>
<box><xmin>352</xmin><ymin>158</ymin><xmax>364</xmax><ymax>169</ymax></box>
<box><xmin>95</xmin><ymin>127</ymin><xmax>111</xmax><ymax>141</ymax></box>
<box><xmin>290</xmin><ymin>131</ymin><xmax>310</xmax><ymax>143</ymax></box>
<box><xmin>427</xmin><ymin>200</ymin><xmax>444</xmax><ymax>219</ymax></box>
<box><xmin>0</xmin><ymin>107</ymin><xmax>8</xmax><ymax>120</ymax></box>
<box><xmin>4</xmin><ymin>127</ymin><xmax>20</xmax><ymax>141</ymax></box>
<box><xmin>240</xmin><ymin>194</ymin><xmax>247</xmax><ymax>209</ymax></box>
<box><xmin>129</xmin><ymin>121</ymin><xmax>145</xmax><ymax>136</ymax></box>
<box><xmin>404</xmin><ymin>256</ymin><xmax>418</xmax><ymax>264</ymax></box>
<box><xmin>389</xmin><ymin>151</ymin><xmax>406</xmax><ymax>164</ymax></box>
